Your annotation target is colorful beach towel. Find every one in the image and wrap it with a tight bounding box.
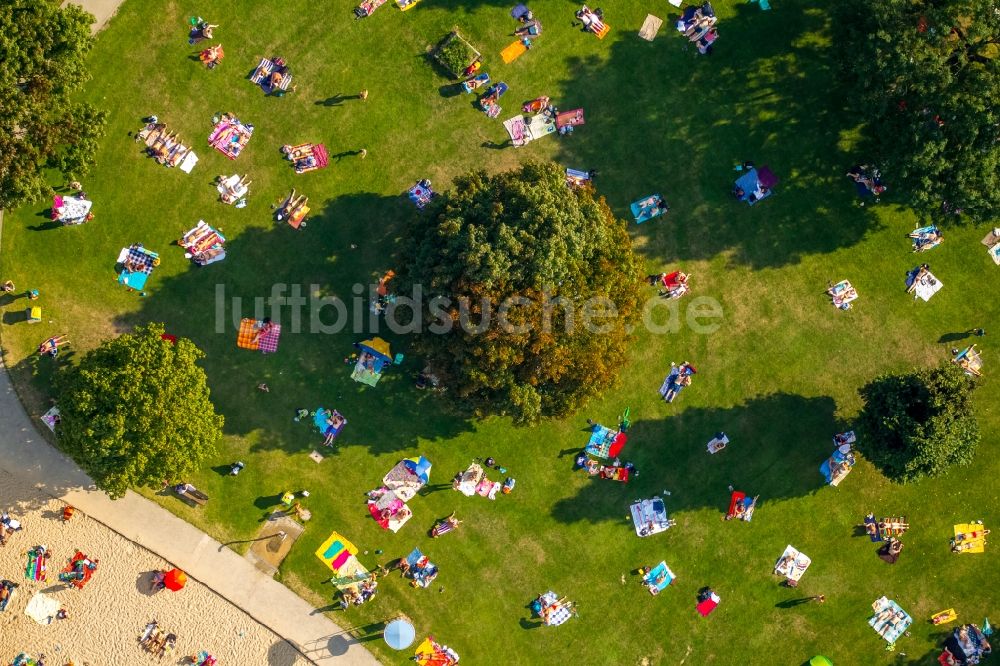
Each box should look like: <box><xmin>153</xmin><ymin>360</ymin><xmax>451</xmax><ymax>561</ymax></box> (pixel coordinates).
<box><xmin>236</xmin><ymin>318</ymin><xmax>260</xmax><ymax>351</ymax></box>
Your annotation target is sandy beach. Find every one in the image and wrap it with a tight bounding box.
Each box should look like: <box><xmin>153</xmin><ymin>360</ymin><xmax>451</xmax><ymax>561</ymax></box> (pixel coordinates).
<box><xmin>0</xmin><ymin>469</ymin><xmax>309</xmax><ymax>666</ymax></box>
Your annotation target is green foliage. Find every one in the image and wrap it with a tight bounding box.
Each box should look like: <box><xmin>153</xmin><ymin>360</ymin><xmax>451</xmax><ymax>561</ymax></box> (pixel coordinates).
<box><xmin>0</xmin><ymin>0</ymin><xmax>107</xmax><ymax>209</ymax></box>
<box><xmin>398</xmin><ymin>161</ymin><xmax>642</xmax><ymax>423</ymax></box>
<box><xmin>834</xmin><ymin>0</ymin><xmax>1000</xmax><ymax>220</ymax></box>
<box><xmin>433</xmin><ymin>32</ymin><xmax>479</xmax><ymax>78</ymax></box>
<box><xmin>857</xmin><ymin>363</ymin><xmax>980</xmax><ymax>482</ymax></box>
<box><xmin>56</xmin><ymin>323</ymin><xmax>224</xmax><ymax>499</ymax></box>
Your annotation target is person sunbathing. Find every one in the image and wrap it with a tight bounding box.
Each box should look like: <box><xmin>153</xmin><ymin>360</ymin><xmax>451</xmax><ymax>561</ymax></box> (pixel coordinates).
<box><xmin>38</xmin><ymin>334</ymin><xmax>69</xmax><ymax>357</ymax></box>
<box><xmin>200</xmin><ymin>45</ymin><xmax>222</xmax><ymax>65</ymax></box>
<box><xmin>697</xmin><ymin>29</ymin><xmax>718</xmax><ymax>54</ymax></box>
<box><xmin>515</xmin><ymin>20</ymin><xmax>541</xmax><ymax>36</ymax></box>
<box><xmin>250</xmin><ymin>318</ymin><xmax>275</xmax><ymax>346</ymax></box>
<box><xmin>323</xmin><ymin>414</ymin><xmax>344</xmax><ymax>446</ymax></box>
<box><xmin>576</xmin><ymin>6</ymin><xmax>605</xmax><ymax>32</ymax></box>
<box><xmin>686</xmin><ymin>15</ymin><xmax>715</xmax><ymax>39</ymax></box>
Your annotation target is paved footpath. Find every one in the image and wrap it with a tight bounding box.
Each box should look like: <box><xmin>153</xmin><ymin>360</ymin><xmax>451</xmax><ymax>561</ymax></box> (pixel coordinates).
<box><xmin>63</xmin><ymin>0</ymin><xmax>123</xmax><ymax>34</ymax></box>
<box><xmin>0</xmin><ymin>358</ymin><xmax>381</xmax><ymax>665</ymax></box>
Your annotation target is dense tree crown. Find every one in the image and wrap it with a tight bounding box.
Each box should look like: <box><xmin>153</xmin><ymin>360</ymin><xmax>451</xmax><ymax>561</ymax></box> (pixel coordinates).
<box><xmin>0</xmin><ymin>0</ymin><xmax>107</xmax><ymax>209</ymax></box>
<box><xmin>857</xmin><ymin>363</ymin><xmax>980</xmax><ymax>483</ymax></box>
<box><xmin>835</xmin><ymin>0</ymin><xmax>1000</xmax><ymax>219</ymax></box>
<box><xmin>398</xmin><ymin>161</ymin><xmax>642</xmax><ymax>423</ymax></box>
<box><xmin>56</xmin><ymin>324</ymin><xmax>224</xmax><ymax>498</ymax></box>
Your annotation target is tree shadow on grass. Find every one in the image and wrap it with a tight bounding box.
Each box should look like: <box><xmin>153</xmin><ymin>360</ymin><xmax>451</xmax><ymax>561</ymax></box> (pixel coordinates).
<box><xmin>109</xmin><ymin>192</ymin><xmax>476</xmax><ymax>459</ymax></box>
<box><xmin>550</xmin><ymin>393</ymin><xmax>843</xmax><ymax>525</ymax></box>
<box><xmin>550</xmin><ymin>1</ymin><xmax>882</xmax><ymax>268</ymax></box>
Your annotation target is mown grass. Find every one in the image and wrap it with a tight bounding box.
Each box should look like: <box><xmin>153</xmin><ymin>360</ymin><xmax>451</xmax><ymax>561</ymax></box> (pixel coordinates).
<box><xmin>1</xmin><ymin>0</ymin><xmax>997</xmax><ymax>664</ymax></box>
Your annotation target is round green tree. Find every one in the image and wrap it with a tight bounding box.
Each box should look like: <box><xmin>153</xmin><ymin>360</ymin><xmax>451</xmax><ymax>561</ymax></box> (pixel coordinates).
<box><xmin>0</xmin><ymin>0</ymin><xmax>107</xmax><ymax>210</ymax></box>
<box><xmin>56</xmin><ymin>323</ymin><xmax>224</xmax><ymax>498</ymax></box>
<box><xmin>396</xmin><ymin>161</ymin><xmax>642</xmax><ymax>423</ymax></box>
<box><xmin>857</xmin><ymin>363</ymin><xmax>980</xmax><ymax>483</ymax></box>
<box><xmin>834</xmin><ymin>0</ymin><xmax>1000</xmax><ymax>220</ymax></box>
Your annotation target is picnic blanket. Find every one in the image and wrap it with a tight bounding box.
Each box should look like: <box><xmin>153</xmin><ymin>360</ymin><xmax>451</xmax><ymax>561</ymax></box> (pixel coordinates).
<box><xmin>54</xmin><ymin>196</ymin><xmax>93</xmax><ymax>225</ymax></box>
<box><xmin>527</xmin><ymin>113</ymin><xmax>556</xmax><ymax>140</ymax></box>
<box><xmin>503</xmin><ymin>115</ymin><xmax>530</xmax><ymax>146</ymax></box>
<box><xmin>556</xmin><ymin>109</ymin><xmax>585</xmax><ymax>129</ymax></box>
<box><xmin>630</xmin><ymin>498</ymin><xmax>671</xmax><ymax>537</ymax></box>
<box><xmin>828</xmin><ymin>279</ymin><xmax>858</xmax><ymax>308</ymax></box>
<box><xmin>910</xmin><ymin>225</ymin><xmax>942</xmax><ymax>252</ymax></box>
<box><xmin>643</xmin><ymin>561</ymin><xmax>675</xmax><ymax>595</ymax></box>
<box><xmin>981</xmin><ymin>229</ymin><xmax>1000</xmax><ymax>265</ymax></box>
<box><xmin>236</xmin><ymin>318</ymin><xmax>260</xmax><ymax>350</ymax></box>
<box><xmin>953</xmin><ymin>345</ymin><xmax>983</xmax><ymax>377</ymax></box>
<box><xmin>259</xmin><ymin>323</ymin><xmax>281</xmax><ymax>353</ymax></box>
<box><xmin>405</xmin><ymin>548</ymin><xmax>439</xmax><ymax>588</ymax></box>
<box><xmin>40</xmin><ymin>406</ymin><xmax>60</xmax><ymax>432</ymax></box>
<box><xmin>455</xmin><ymin>463</ymin><xmax>486</xmax><ymax>496</ymax></box>
<box><xmin>869</xmin><ymin>596</ymin><xmax>912</xmax><ymax>643</ymax></box>
<box><xmin>208</xmin><ymin>119</ymin><xmax>253</xmax><ymax>159</ymax></box>
<box><xmin>906</xmin><ymin>267</ymin><xmax>943</xmax><ymax>301</ymax></box>
<box><xmin>314</xmin><ymin>407</ymin><xmax>346</xmax><ymax>441</ymax></box>
<box><xmin>774</xmin><ymin>544</ymin><xmax>811</xmax><ymax>582</ymax></box>
<box><xmin>237</xmin><ymin>319</ymin><xmax>281</xmax><ymax>353</ymax></box>
<box><xmin>539</xmin><ymin>591</ymin><xmax>572</xmax><ymax>626</ymax></box>
<box><xmin>178</xmin><ymin>151</ymin><xmax>199</xmax><ymax>173</ymax></box>
<box><xmin>58</xmin><ymin>551</ymin><xmax>97</xmax><ymax>589</ymax></box>
<box><xmin>638</xmin><ymin>14</ymin><xmax>663</xmax><ymax>41</ymax></box>
<box><xmin>24</xmin><ymin>592</ymin><xmax>60</xmax><ymax>625</ymax></box>
<box><xmin>820</xmin><ymin>445</ymin><xmax>855</xmax><ymax>486</ymax></box>
<box><xmin>630</xmin><ymin>194</ymin><xmax>667</xmax><ymax>223</ymax></box>
<box><xmin>408</xmin><ymin>181</ymin><xmax>435</xmax><ymax>208</ymax></box>
<box><xmin>501</xmin><ymin>40</ymin><xmax>528</xmax><ymax>64</ymax></box>
<box><xmin>462</xmin><ymin>73</ymin><xmax>490</xmax><ymax>93</ymax></box>
<box><xmin>565</xmin><ymin>168</ymin><xmax>591</xmax><ymax>187</ymax></box>
<box><xmin>180</xmin><ymin>221</ymin><xmax>226</xmax><ymax>265</ymax></box>
<box><xmin>696</xmin><ymin>592</ymin><xmax>720</xmax><ymax>616</ymax></box>
<box><xmin>368</xmin><ymin>495</ymin><xmax>412</xmax><ymax>532</ymax></box>
<box><xmin>250</xmin><ymin>58</ymin><xmax>292</xmax><ymax>92</ymax></box>
<box><xmin>585</xmin><ymin>425</ymin><xmax>626</xmax><ymax>459</ymax></box>
<box><xmin>315</xmin><ymin>531</ymin><xmax>359</xmax><ymax>573</ymax></box>
<box><xmin>953</xmin><ymin>523</ymin><xmax>988</xmax><ymax>554</ymax></box>
<box><xmin>734</xmin><ymin>167</ymin><xmax>777</xmax><ymax>205</ymax></box>
<box><xmin>726</xmin><ymin>491</ymin><xmax>757</xmax><ymax>521</ymax></box>
<box><xmin>117</xmin><ymin>246</ymin><xmax>158</xmax><ymax>290</ymax></box>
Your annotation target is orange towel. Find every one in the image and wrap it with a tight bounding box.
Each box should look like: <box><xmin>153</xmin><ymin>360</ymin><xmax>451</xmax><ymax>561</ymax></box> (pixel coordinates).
<box><xmin>501</xmin><ymin>40</ymin><xmax>528</xmax><ymax>64</ymax></box>
<box><xmin>237</xmin><ymin>318</ymin><xmax>260</xmax><ymax>350</ymax></box>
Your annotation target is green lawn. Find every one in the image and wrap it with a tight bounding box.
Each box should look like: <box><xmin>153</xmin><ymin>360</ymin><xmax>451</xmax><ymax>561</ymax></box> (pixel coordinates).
<box><xmin>2</xmin><ymin>0</ymin><xmax>998</xmax><ymax>664</ymax></box>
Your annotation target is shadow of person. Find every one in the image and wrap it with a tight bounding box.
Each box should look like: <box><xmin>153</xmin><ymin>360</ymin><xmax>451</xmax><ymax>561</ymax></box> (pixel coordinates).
<box><xmin>775</xmin><ymin>597</ymin><xmax>815</xmax><ymax>609</ymax></box>
<box><xmin>316</xmin><ymin>95</ymin><xmax>346</xmax><ymax>107</ymax></box>
<box><xmin>518</xmin><ymin>617</ymin><xmax>543</xmax><ymax>630</ymax></box>
<box><xmin>937</xmin><ymin>331</ymin><xmax>972</xmax><ymax>344</ymax></box>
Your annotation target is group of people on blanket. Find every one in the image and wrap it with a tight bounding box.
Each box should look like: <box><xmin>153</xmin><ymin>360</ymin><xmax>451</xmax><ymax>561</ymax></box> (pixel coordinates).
<box><xmin>677</xmin><ymin>2</ymin><xmax>718</xmax><ymax>55</ymax></box>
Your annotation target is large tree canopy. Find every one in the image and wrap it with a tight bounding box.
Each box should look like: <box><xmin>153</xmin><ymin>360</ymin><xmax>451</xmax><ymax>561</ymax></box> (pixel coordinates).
<box><xmin>56</xmin><ymin>324</ymin><xmax>224</xmax><ymax>498</ymax></box>
<box><xmin>857</xmin><ymin>363</ymin><xmax>980</xmax><ymax>483</ymax></box>
<box><xmin>0</xmin><ymin>0</ymin><xmax>107</xmax><ymax>210</ymax></box>
<box><xmin>397</xmin><ymin>161</ymin><xmax>642</xmax><ymax>423</ymax></box>
<box><xmin>835</xmin><ymin>0</ymin><xmax>1000</xmax><ymax>220</ymax></box>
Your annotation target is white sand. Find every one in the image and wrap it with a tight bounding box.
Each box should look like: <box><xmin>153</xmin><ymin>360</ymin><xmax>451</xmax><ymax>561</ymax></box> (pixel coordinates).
<box><xmin>0</xmin><ymin>469</ymin><xmax>309</xmax><ymax>665</ymax></box>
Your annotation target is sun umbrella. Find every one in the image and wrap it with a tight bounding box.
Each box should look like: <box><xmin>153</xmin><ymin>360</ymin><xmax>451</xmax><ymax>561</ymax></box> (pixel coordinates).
<box><xmin>163</xmin><ymin>568</ymin><xmax>187</xmax><ymax>591</ymax></box>
<box><xmin>384</xmin><ymin>618</ymin><xmax>416</xmax><ymax>650</ymax></box>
